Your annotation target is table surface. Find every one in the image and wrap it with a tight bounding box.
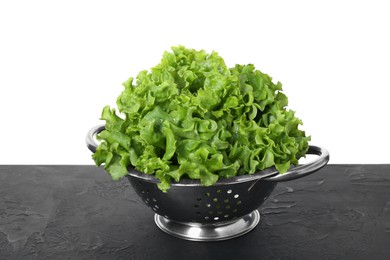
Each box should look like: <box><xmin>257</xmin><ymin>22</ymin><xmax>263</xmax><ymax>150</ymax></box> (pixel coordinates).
<box><xmin>0</xmin><ymin>165</ymin><xmax>389</xmax><ymax>260</ymax></box>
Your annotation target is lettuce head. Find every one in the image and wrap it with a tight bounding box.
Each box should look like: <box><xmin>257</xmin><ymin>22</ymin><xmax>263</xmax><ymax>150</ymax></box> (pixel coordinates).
<box><xmin>92</xmin><ymin>46</ymin><xmax>310</xmax><ymax>191</ymax></box>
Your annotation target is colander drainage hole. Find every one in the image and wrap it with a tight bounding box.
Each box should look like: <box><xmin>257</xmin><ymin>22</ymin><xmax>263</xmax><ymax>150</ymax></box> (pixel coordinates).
<box><xmin>224</xmin><ymin>199</ymin><xmax>229</xmax><ymax>203</ymax></box>
<box><xmin>206</xmin><ymin>204</ymin><xmax>211</xmax><ymax>207</ymax></box>
<box><xmin>234</xmin><ymin>194</ymin><xmax>239</xmax><ymax>198</ymax></box>
<box><xmin>217</xmin><ymin>189</ymin><xmax>222</xmax><ymax>194</ymax></box>
<box><xmin>215</xmin><ymin>205</ymin><xmax>221</xmax><ymax>209</ymax></box>
<box><xmin>194</xmin><ymin>204</ymin><xmax>199</xmax><ymax>208</ymax></box>
<box><xmin>224</xmin><ymin>214</ymin><xmax>229</xmax><ymax>218</ymax></box>
<box><xmin>196</xmin><ymin>198</ymin><xmax>202</xmax><ymax>202</ymax></box>
<box><xmin>213</xmin><ymin>198</ymin><xmax>218</xmax><ymax>202</ymax></box>
<box><xmin>205</xmin><ymin>192</ymin><xmax>210</xmax><ymax>197</ymax></box>
<box><xmin>227</xmin><ymin>189</ymin><xmax>232</xmax><ymax>194</ymax></box>
<box><xmin>214</xmin><ymin>217</ymin><xmax>219</xmax><ymax>221</ymax></box>
<box><xmin>205</xmin><ymin>216</ymin><xmax>209</xmax><ymax>220</ymax></box>
<box><xmin>152</xmin><ymin>198</ymin><xmax>157</xmax><ymax>202</ymax></box>
<box><xmin>237</xmin><ymin>201</ymin><xmax>242</xmax><ymax>205</ymax></box>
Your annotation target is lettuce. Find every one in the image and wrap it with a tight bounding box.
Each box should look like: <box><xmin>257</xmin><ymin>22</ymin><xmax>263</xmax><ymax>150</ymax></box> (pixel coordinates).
<box><xmin>92</xmin><ymin>46</ymin><xmax>310</xmax><ymax>191</ymax></box>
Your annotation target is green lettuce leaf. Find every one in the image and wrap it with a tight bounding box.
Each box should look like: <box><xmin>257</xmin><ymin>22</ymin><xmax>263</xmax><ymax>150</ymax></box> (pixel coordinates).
<box><xmin>92</xmin><ymin>46</ymin><xmax>310</xmax><ymax>192</ymax></box>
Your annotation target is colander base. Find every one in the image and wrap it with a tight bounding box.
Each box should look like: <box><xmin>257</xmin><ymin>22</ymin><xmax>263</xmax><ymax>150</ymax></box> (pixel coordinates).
<box><xmin>154</xmin><ymin>210</ymin><xmax>260</xmax><ymax>241</ymax></box>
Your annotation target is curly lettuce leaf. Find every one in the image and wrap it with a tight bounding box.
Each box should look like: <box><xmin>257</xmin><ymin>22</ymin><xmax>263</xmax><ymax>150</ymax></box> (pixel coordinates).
<box><xmin>92</xmin><ymin>46</ymin><xmax>310</xmax><ymax>192</ymax></box>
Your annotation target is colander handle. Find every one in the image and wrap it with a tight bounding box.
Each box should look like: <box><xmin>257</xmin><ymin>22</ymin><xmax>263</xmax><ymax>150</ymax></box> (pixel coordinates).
<box><xmin>86</xmin><ymin>125</ymin><xmax>105</xmax><ymax>153</ymax></box>
<box><xmin>263</xmin><ymin>145</ymin><xmax>330</xmax><ymax>182</ymax></box>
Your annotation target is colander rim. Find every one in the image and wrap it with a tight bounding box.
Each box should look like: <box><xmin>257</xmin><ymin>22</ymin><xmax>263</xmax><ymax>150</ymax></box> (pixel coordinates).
<box><xmin>87</xmin><ymin>125</ymin><xmax>329</xmax><ymax>186</ymax></box>
<box><xmin>126</xmin><ymin>166</ymin><xmax>281</xmax><ymax>186</ymax></box>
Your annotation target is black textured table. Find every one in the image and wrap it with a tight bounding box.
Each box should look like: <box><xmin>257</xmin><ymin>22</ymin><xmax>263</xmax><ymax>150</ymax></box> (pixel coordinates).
<box><xmin>1</xmin><ymin>165</ymin><xmax>389</xmax><ymax>259</ymax></box>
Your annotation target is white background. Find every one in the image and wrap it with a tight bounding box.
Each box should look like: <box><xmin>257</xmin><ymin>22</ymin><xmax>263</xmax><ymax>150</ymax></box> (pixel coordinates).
<box><xmin>0</xmin><ymin>0</ymin><xmax>389</xmax><ymax>164</ymax></box>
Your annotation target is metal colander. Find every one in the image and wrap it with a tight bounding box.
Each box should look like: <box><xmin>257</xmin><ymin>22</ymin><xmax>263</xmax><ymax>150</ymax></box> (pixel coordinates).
<box><xmin>87</xmin><ymin>125</ymin><xmax>329</xmax><ymax>241</ymax></box>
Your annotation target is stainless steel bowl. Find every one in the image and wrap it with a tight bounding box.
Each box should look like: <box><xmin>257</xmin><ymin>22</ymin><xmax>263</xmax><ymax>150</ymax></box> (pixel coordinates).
<box><xmin>86</xmin><ymin>125</ymin><xmax>329</xmax><ymax>241</ymax></box>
